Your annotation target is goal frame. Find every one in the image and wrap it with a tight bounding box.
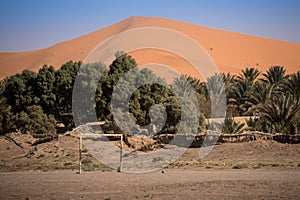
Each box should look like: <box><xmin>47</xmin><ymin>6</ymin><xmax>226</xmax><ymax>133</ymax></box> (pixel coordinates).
<box><xmin>78</xmin><ymin>133</ymin><xmax>123</xmax><ymax>174</ymax></box>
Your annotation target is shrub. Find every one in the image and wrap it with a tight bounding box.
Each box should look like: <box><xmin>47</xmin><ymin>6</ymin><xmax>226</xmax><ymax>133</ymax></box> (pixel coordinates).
<box><xmin>13</xmin><ymin>105</ymin><xmax>56</xmax><ymax>135</ymax></box>
<box><xmin>232</xmin><ymin>164</ymin><xmax>248</xmax><ymax>169</ymax></box>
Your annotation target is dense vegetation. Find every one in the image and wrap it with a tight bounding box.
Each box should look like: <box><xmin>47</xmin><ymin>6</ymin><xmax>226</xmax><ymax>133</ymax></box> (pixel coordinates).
<box><xmin>0</xmin><ymin>53</ymin><xmax>299</xmax><ymax>135</ymax></box>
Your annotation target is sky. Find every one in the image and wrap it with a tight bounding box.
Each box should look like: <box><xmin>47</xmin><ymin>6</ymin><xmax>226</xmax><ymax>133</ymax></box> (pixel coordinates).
<box><xmin>0</xmin><ymin>0</ymin><xmax>299</xmax><ymax>52</ymax></box>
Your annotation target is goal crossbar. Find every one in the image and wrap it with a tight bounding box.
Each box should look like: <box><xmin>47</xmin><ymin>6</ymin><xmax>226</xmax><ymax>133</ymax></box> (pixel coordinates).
<box><xmin>78</xmin><ymin>133</ymin><xmax>123</xmax><ymax>174</ymax></box>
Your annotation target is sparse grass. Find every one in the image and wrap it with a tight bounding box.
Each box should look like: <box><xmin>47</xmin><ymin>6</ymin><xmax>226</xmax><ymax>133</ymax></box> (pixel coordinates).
<box><xmin>144</xmin><ymin>193</ymin><xmax>152</xmax><ymax>198</ymax></box>
<box><xmin>169</xmin><ymin>162</ymin><xmax>184</xmax><ymax>167</ymax></box>
<box><xmin>15</xmin><ymin>163</ymin><xmax>30</xmax><ymax>167</ymax></box>
<box><xmin>2</xmin><ymin>162</ymin><xmax>110</xmax><ymax>172</ymax></box>
<box><xmin>271</xmin><ymin>163</ymin><xmax>280</xmax><ymax>167</ymax></box>
<box><xmin>83</xmin><ymin>163</ymin><xmax>111</xmax><ymax>172</ymax></box>
<box><xmin>253</xmin><ymin>163</ymin><xmax>268</xmax><ymax>169</ymax></box>
<box><xmin>34</xmin><ymin>165</ymin><xmax>47</xmax><ymax>171</ymax></box>
<box><xmin>25</xmin><ymin>150</ymin><xmax>35</xmax><ymax>158</ymax></box>
<box><xmin>33</xmin><ymin>163</ymin><xmax>76</xmax><ymax>171</ymax></box>
<box><xmin>65</xmin><ymin>153</ymin><xmax>71</xmax><ymax>157</ymax></box>
<box><xmin>82</xmin><ymin>149</ymin><xmax>89</xmax><ymax>153</ymax></box>
<box><xmin>197</xmin><ymin>160</ymin><xmax>203</xmax><ymax>164</ymax></box>
<box><xmin>15</xmin><ymin>163</ymin><xmax>22</xmax><ymax>167</ymax></box>
<box><xmin>54</xmin><ymin>165</ymin><xmax>60</xmax><ymax>170</ymax></box>
<box><xmin>55</xmin><ymin>163</ymin><xmax>76</xmax><ymax>170</ymax></box>
<box><xmin>209</xmin><ymin>162</ymin><xmax>219</xmax><ymax>166</ymax></box>
<box><xmin>37</xmin><ymin>154</ymin><xmax>45</xmax><ymax>158</ymax></box>
<box><xmin>232</xmin><ymin>164</ymin><xmax>248</xmax><ymax>169</ymax></box>
<box><xmin>81</xmin><ymin>159</ymin><xmax>92</xmax><ymax>165</ymax></box>
<box><xmin>64</xmin><ymin>162</ymin><xmax>73</xmax><ymax>166</ymax></box>
<box><xmin>253</xmin><ymin>163</ymin><xmax>283</xmax><ymax>169</ymax></box>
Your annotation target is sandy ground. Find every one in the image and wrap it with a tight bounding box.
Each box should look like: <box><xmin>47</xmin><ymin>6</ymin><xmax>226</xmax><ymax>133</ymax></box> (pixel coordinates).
<box><xmin>0</xmin><ymin>170</ymin><xmax>299</xmax><ymax>200</ymax></box>
<box><xmin>1</xmin><ymin>133</ymin><xmax>300</xmax><ymax>171</ymax></box>
<box><xmin>1</xmin><ymin>16</ymin><xmax>300</xmax><ymax>79</ymax></box>
<box><xmin>1</xmin><ymin>133</ymin><xmax>300</xmax><ymax>199</ymax></box>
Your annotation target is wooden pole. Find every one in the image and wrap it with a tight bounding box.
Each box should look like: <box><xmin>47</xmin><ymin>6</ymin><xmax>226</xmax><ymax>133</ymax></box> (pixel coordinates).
<box><xmin>79</xmin><ymin>135</ymin><xmax>82</xmax><ymax>174</ymax></box>
<box><xmin>119</xmin><ymin>134</ymin><xmax>123</xmax><ymax>172</ymax></box>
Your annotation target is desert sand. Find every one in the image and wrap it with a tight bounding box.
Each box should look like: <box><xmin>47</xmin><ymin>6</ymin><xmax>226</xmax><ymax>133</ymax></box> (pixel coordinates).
<box><xmin>1</xmin><ymin>16</ymin><xmax>300</xmax><ymax>79</ymax></box>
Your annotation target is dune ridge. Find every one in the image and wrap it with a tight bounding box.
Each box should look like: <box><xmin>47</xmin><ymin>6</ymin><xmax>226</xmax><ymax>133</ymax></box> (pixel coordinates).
<box><xmin>1</xmin><ymin>16</ymin><xmax>300</xmax><ymax>79</ymax></box>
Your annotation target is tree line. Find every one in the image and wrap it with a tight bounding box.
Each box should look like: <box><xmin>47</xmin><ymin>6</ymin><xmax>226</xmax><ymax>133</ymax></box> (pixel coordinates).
<box><xmin>0</xmin><ymin>53</ymin><xmax>299</xmax><ymax>135</ymax></box>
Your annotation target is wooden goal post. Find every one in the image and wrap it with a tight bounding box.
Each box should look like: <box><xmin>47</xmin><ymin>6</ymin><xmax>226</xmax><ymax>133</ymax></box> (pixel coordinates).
<box><xmin>78</xmin><ymin>133</ymin><xmax>123</xmax><ymax>174</ymax></box>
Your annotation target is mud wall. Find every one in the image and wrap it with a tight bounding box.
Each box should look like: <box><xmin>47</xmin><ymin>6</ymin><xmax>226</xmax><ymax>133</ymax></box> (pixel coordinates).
<box><xmin>153</xmin><ymin>132</ymin><xmax>300</xmax><ymax>147</ymax></box>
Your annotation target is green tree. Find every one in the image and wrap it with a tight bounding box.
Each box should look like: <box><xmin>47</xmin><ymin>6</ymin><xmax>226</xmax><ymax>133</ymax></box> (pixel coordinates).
<box><xmin>55</xmin><ymin>61</ymin><xmax>81</xmax><ymax>127</ymax></box>
<box><xmin>171</xmin><ymin>75</ymin><xmax>205</xmax><ymax>134</ymax></box>
<box><xmin>286</xmin><ymin>71</ymin><xmax>300</xmax><ymax>98</ymax></box>
<box><xmin>229</xmin><ymin>68</ymin><xmax>261</xmax><ymax>116</ymax></box>
<box><xmin>36</xmin><ymin>65</ymin><xmax>56</xmax><ymax>115</ymax></box>
<box><xmin>261</xmin><ymin>66</ymin><xmax>288</xmax><ymax>85</ymax></box>
<box><xmin>238</xmin><ymin>67</ymin><xmax>261</xmax><ymax>85</ymax></box>
<box><xmin>13</xmin><ymin>105</ymin><xmax>56</xmax><ymax>135</ymax></box>
<box><xmin>97</xmin><ymin>53</ymin><xmax>137</xmax><ymax>122</ymax></box>
<box><xmin>220</xmin><ymin>117</ymin><xmax>245</xmax><ymax>134</ymax></box>
<box><xmin>206</xmin><ymin>73</ymin><xmax>227</xmax><ymax>118</ymax></box>
<box><xmin>0</xmin><ymin>80</ymin><xmax>13</xmax><ymax>134</ymax></box>
<box><xmin>73</xmin><ymin>62</ymin><xmax>106</xmax><ymax>124</ymax></box>
<box><xmin>245</xmin><ymin>117</ymin><xmax>270</xmax><ymax>133</ymax></box>
<box><xmin>4</xmin><ymin>70</ymin><xmax>38</xmax><ymax>113</ymax></box>
<box><xmin>255</xmin><ymin>94</ymin><xmax>300</xmax><ymax>134</ymax></box>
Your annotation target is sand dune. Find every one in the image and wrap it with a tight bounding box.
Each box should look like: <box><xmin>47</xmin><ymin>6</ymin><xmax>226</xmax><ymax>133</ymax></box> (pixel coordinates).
<box><xmin>1</xmin><ymin>16</ymin><xmax>300</xmax><ymax>79</ymax></box>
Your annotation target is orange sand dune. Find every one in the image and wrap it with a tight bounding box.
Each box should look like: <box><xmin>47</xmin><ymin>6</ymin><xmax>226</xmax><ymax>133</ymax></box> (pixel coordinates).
<box><xmin>1</xmin><ymin>16</ymin><xmax>300</xmax><ymax>79</ymax></box>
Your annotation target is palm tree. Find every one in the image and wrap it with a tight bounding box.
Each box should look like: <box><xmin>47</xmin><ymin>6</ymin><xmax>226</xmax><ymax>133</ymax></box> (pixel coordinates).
<box><xmin>181</xmin><ymin>75</ymin><xmax>208</xmax><ymax>98</ymax></box>
<box><xmin>245</xmin><ymin>117</ymin><xmax>271</xmax><ymax>133</ymax></box>
<box><xmin>228</xmin><ymin>80</ymin><xmax>255</xmax><ymax>116</ymax></box>
<box><xmin>222</xmin><ymin>72</ymin><xmax>237</xmax><ymax>85</ymax></box>
<box><xmin>261</xmin><ymin>66</ymin><xmax>288</xmax><ymax>85</ymax></box>
<box><xmin>255</xmin><ymin>94</ymin><xmax>300</xmax><ymax>134</ymax></box>
<box><xmin>228</xmin><ymin>68</ymin><xmax>261</xmax><ymax>116</ymax></box>
<box><xmin>206</xmin><ymin>73</ymin><xmax>227</xmax><ymax>118</ymax></box>
<box><xmin>206</xmin><ymin>73</ymin><xmax>226</xmax><ymax>97</ymax></box>
<box><xmin>185</xmin><ymin>75</ymin><xmax>202</xmax><ymax>89</ymax></box>
<box><xmin>245</xmin><ymin>117</ymin><xmax>261</xmax><ymax>131</ymax></box>
<box><xmin>238</xmin><ymin>67</ymin><xmax>261</xmax><ymax>86</ymax></box>
<box><xmin>218</xmin><ymin>116</ymin><xmax>245</xmax><ymax>134</ymax></box>
<box><xmin>172</xmin><ymin>75</ymin><xmax>194</xmax><ymax>97</ymax></box>
<box><xmin>246</xmin><ymin>81</ymin><xmax>274</xmax><ymax>115</ymax></box>
<box><xmin>286</xmin><ymin>71</ymin><xmax>300</xmax><ymax>98</ymax></box>
<box><xmin>221</xmin><ymin>72</ymin><xmax>237</xmax><ymax>98</ymax></box>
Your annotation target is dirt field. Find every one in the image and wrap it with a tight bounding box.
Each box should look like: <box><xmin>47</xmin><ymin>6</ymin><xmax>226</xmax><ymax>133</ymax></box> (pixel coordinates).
<box><xmin>2</xmin><ymin>133</ymin><xmax>300</xmax><ymax>171</ymax></box>
<box><xmin>1</xmin><ymin>170</ymin><xmax>299</xmax><ymax>199</ymax></box>
<box><xmin>1</xmin><ymin>133</ymin><xmax>300</xmax><ymax>199</ymax></box>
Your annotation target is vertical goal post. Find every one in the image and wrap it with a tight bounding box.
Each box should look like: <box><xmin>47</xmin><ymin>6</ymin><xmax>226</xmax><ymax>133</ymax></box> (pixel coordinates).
<box><xmin>78</xmin><ymin>133</ymin><xmax>123</xmax><ymax>174</ymax></box>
